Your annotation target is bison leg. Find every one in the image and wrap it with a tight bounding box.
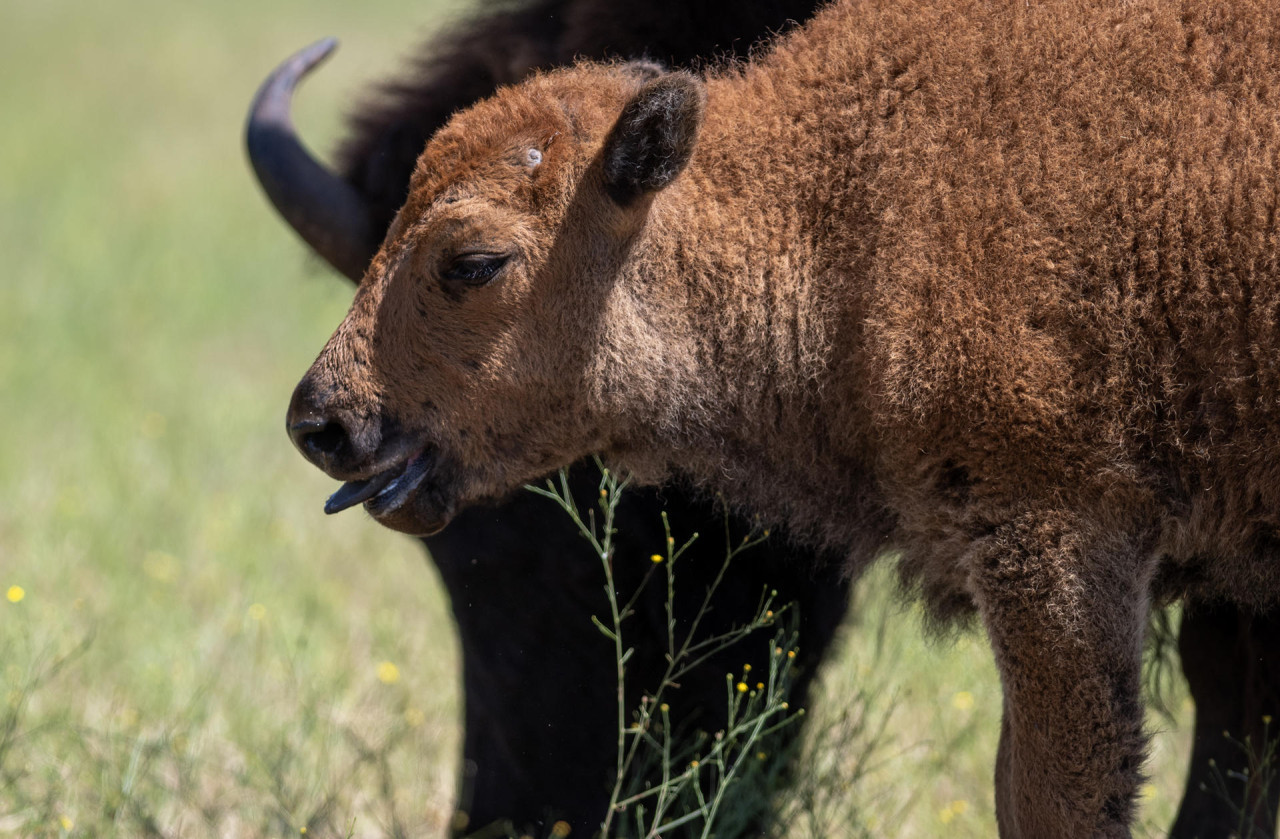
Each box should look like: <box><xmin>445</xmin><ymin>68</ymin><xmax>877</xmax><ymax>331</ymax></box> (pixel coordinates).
<box><xmin>1169</xmin><ymin>600</ymin><xmax>1280</xmax><ymax>839</ymax></box>
<box><xmin>974</xmin><ymin>512</ymin><xmax>1152</xmax><ymax>838</ymax></box>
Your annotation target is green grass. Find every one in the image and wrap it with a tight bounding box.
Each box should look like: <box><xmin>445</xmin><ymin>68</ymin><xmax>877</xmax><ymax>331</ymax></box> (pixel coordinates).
<box><xmin>0</xmin><ymin>0</ymin><xmax>1195</xmax><ymax>835</ymax></box>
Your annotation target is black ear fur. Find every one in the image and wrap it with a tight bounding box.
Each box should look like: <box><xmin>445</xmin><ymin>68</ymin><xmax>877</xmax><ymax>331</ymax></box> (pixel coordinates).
<box><xmin>602</xmin><ymin>72</ymin><xmax>706</xmax><ymax>206</ymax></box>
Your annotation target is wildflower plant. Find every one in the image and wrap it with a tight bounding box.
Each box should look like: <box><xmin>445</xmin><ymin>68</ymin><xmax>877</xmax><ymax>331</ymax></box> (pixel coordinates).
<box><xmin>529</xmin><ymin>461</ymin><xmax>806</xmax><ymax>838</ymax></box>
<box><xmin>1199</xmin><ymin>717</ymin><xmax>1280</xmax><ymax>838</ymax></box>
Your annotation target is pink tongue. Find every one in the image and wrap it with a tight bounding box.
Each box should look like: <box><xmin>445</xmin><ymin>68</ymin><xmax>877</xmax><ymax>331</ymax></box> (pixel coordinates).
<box><xmin>324</xmin><ymin>470</ymin><xmax>396</xmax><ymax>515</ymax></box>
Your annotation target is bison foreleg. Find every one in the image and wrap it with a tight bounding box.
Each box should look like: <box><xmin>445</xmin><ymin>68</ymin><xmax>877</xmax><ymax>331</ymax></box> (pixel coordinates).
<box><xmin>972</xmin><ymin>510</ymin><xmax>1154</xmax><ymax>838</ymax></box>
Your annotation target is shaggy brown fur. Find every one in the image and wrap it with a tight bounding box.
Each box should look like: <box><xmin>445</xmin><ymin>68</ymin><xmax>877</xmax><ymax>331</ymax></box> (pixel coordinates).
<box><xmin>288</xmin><ymin>0</ymin><xmax>1280</xmax><ymax>834</ymax></box>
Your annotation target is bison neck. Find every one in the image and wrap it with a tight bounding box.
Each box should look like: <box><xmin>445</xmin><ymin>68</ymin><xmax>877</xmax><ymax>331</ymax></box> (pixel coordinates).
<box><xmin>598</xmin><ymin>15</ymin><xmax>892</xmax><ymax>559</ymax></box>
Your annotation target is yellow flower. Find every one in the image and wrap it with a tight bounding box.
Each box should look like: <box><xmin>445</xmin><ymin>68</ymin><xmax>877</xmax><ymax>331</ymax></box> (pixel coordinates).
<box><xmin>938</xmin><ymin>800</ymin><xmax>969</xmax><ymax>823</ymax></box>
<box><xmin>6</xmin><ymin>586</ymin><xmax>24</xmax><ymax>603</ymax></box>
<box><xmin>736</xmin><ymin>682</ymin><xmax>748</xmax><ymax>693</ymax></box>
<box><xmin>659</xmin><ymin>703</ymin><xmax>669</xmax><ymax>713</ymax></box>
<box><xmin>786</xmin><ymin>650</ymin><xmax>796</xmax><ymax>660</ymax></box>
<box><xmin>60</xmin><ymin>815</ymin><xmax>73</xmax><ymax>831</ymax></box>
<box><xmin>598</xmin><ymin>488</ymin><xmax>607</xmax><ymax>498</ymax></box>
<box><xmin>404</xmin><ymin>707</ymin><xmax>426</xmax><ymax>727</ymax></box>
<box><xmin>299</xmin><ymin>828</ymin><xmax>307</xmax><ymax>835</ymax></box>
<box><xmin>650</xmin><ymin>554</ymin><xmax>663</xmax><ymax>563</ymax></box>
<box><xmin>951</xmin><ymin>691</ymin><xmax>975</xmax><ymax>711</ymax></box>
<box><xmin>756</xmin><ymin>682</ymin><xmax>764</xmax><ymax>690</ymax></box>
<box><xmin>1139</xmin><ymin>783</ymin><xmax>1158</xmax><ymax>801</ymax></box>
<box><xmin>247</xmin><ymin>603</ymin><xmax>266</xmax><ymax>621</ymax></box>
<box><xmin>689</xmin><ymin>760</ymin><xmax>700</xmax><ymax>769</ymax></box>
<box><xmin>377</xmin><ymin>661</ymin><xmax>401</xmax><ymax>684</ymax></box>
<box><xmin>743</xmin><ymin>664</ymin><xmax>752</xmax><ymax>673</ymax></box>
<box><xmin>756</xmin><ymin>751</ymin><xmax>768</xmax><ymax>760</ymax></box>
<box><xmin>551</xmin><ymin>821</ymin><xmax>572</xmax><ymax>837</ymax></box>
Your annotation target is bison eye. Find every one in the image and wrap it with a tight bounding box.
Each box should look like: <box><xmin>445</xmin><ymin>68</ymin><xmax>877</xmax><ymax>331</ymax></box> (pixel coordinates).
<box><xmin>441</xmin><ymin>253</ymin><xmax>509</xmax><ymax>286</ymax></box>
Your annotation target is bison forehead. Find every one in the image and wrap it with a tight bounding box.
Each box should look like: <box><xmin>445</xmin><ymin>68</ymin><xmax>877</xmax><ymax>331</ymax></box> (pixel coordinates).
<box><xmin>404</xmin><ymin>62</ymin><xmax>662</xmax><ymax>208</ymax></box>
<box><xmin>408</xmin><ymin>91</ymin><xmax>573</xmax><ymax>201</ymax></box>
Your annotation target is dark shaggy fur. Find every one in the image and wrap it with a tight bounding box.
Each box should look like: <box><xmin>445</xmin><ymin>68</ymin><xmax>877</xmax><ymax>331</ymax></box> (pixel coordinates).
<box><xmin>289</xmin><ymin>0</ymin><xmax>1280</xmax><ymax>834</ymax></box>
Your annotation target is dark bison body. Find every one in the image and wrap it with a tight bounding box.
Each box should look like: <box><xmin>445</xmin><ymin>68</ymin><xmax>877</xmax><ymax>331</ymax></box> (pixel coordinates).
<box><xmin>249</xmin><ymin>0</ymin><xmax>1280</xmax><ymax>835</ymax></box>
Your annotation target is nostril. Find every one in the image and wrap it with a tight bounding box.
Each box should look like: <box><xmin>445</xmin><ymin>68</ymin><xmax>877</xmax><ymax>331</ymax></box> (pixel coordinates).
<box><xmin>304</xmin><ymin>421</ymin><xmax>348</xmax><ymax>458</ymax></box>
<box><xmin>289</xmin><ymin>416</ymin><xmax>351</xmax><ymax>466</ymax></box>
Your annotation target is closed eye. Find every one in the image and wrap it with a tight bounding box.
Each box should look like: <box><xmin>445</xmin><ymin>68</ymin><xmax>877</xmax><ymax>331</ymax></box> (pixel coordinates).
<box><xmin>441</xmin><ymin>253</ymin><xmax>510</xmax><ymax>286</ymax></box>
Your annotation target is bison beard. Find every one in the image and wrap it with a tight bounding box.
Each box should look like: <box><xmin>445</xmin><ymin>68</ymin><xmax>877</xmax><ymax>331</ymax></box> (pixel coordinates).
<box><xmin>251</xmin><ymin>0</ymin><xmax>1280</xmax><ymax>836</ymax></box>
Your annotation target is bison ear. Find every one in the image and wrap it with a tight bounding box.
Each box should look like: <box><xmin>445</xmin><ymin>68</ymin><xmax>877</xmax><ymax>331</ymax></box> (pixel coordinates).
<box><xmin>601</xmin><ymin>72</ymin><xmax>706</xmax><ymax>206</ymax></box>
<box><xmin>620</xmin><ymin>60</ymin><xmax>666</xmax><ymax>82</ymax></box>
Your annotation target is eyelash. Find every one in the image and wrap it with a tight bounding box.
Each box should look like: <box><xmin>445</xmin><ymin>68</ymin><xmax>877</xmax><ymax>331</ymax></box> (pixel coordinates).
<box><xmin>441</xmin><ymin>254</ymin><xmax>509</xmax><ymax>286</ymax></box>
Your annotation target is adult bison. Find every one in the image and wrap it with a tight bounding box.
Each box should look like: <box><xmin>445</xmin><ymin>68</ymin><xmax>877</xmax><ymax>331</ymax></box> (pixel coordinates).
<box><xmin>279</xmin><ymin>0</ymin><xmax>1280</xmax><ymax>835</ymax></box>
<box><xmin>250</xmin><ymin>2</ymin><xmax>850</xmax><ymax>836</ymax></box>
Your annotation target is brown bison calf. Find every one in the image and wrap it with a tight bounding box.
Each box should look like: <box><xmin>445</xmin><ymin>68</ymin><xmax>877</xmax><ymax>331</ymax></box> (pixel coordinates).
<box><xmin>275</xmin><ymin>0</ymin><xmax>1280</xmax><ymax>834</ymax></box>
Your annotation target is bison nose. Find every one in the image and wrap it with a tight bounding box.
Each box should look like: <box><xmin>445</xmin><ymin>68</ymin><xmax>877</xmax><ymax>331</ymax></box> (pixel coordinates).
<box><xmin>289</xmin><ymin>415</ymin><xmax>353</xmax><ymax>469</ymax></box>
<box><xmin>286</xmin><ymin>379</ymin><xmax>378</xmax><ymax>476</ymax></box>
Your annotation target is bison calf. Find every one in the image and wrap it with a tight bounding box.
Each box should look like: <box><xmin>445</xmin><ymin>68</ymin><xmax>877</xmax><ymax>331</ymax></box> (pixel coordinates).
<box><xmin>285</xmin><ymin>0</ymin><xmax>1280</xmax><ymax>834</ymax></box>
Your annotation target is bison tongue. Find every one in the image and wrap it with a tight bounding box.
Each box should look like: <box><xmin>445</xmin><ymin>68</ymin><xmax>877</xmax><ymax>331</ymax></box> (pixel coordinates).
<box><xmin>324</xmin><ymin>469</ymin><xmax>398</xmax><ymax>515</ymax></box>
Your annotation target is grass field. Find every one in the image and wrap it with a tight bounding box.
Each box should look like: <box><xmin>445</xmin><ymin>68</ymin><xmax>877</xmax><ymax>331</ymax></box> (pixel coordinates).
<box><xmin>1</xmin><ymin>1</ymin><xmax>1196</xmax><ymax>836</ymax></box>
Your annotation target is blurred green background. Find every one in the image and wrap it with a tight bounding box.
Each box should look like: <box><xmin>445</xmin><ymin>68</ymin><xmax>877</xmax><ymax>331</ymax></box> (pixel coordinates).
<box><xmin>0</xmin><ymin>1</ymin><xmax>1193</xmax><ymax>836</ymax></box>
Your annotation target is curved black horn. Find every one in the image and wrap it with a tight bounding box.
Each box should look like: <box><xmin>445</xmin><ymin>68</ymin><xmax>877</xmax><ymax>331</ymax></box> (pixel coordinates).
<box><xmin>246</xmin><ymin>38</ymin><xmax>375</xmax><ymax>283</ymax></box>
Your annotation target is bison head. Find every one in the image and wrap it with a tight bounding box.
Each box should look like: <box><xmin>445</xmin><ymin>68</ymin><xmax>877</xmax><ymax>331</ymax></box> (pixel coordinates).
<box><xmin>287</xmin><ymin>62</ymin><xmax>707</xmax><ymax>535</ymax></box>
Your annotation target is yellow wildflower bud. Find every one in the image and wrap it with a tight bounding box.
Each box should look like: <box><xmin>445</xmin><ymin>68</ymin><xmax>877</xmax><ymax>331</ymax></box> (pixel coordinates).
<box><xmin>6</xmin><ymin>586</ymin><xmax>24</xmax><ymax>603</ymax></box>
<box><xmin>377</xmin><ymin>661</ymin><xmax>401</xmax><ymax>684</ymax></box>
<box><xmin>650</xmin><ymin>554</ymin><xmax>663</xmax><ymax>563</ymax></box>
<box><xmin>736</xmin><ymin>682</ymin><xmax>748</xmax><ymax>693</ymax></box>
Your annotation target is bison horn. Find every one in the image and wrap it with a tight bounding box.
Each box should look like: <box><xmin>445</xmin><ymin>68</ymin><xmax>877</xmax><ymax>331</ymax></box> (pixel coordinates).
<box><xmin>245</xmin><ymin>38</ymin><xmax>375</xmax><ymax>283</ymax></box>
